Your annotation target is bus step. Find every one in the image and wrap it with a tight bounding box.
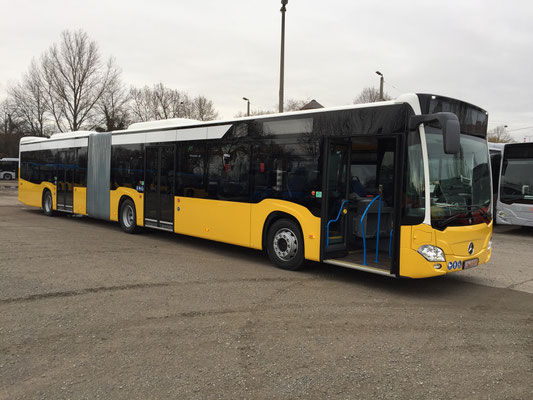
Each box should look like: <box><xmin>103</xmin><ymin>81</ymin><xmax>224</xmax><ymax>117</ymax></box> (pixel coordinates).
<box><xmin>323</xmin><ymin>259</ymin><xmax>393</xmax><ymax>277</ymax></box>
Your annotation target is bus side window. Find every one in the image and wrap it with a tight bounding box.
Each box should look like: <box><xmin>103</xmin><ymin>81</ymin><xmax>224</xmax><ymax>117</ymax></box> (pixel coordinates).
<box><xmin>176</xmin><ymin>143</ymin><xmax>206</xmax><ymax>198</ymax></box>
<box><xmin>207</xmin><ymin>143</ymin><xmax>250</xmax><ymax>201</ymax></box>
<box><xmin>490</xmin><ymin>152</ymin><xmax>501</xmax><ymax>196</ymax></box>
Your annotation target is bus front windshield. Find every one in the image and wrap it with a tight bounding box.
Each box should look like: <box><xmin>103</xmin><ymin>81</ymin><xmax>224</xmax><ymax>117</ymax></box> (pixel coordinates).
<box><xmin>426</xmin><ymin>127</ymin><xmax>492</xmax><ymax>229</ymax></box>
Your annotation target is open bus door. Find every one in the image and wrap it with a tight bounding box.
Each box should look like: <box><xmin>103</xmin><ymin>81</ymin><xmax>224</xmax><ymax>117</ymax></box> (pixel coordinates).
<box><xmin>322</xmin><ymin>136</ymin><xmax>402</xmax><ymax>276</ymax></box>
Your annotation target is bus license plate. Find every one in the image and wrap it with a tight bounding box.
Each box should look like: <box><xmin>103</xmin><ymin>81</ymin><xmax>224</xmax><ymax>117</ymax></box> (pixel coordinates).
<box><xmin>463</xmin><ymin>258</ymin><xmax>479</xmax><ymax>269</ymax></box>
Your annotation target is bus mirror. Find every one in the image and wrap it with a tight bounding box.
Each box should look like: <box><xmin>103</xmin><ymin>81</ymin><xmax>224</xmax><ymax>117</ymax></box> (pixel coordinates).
<box><xmin>410</xmin><ymin>112</ymin><xmax>460</xmax><ymax>154</ymax></box>
<box><xmin>443</xmin><ymin>117</ymin><xmax>460</xmax><ymax>155</ymax></box>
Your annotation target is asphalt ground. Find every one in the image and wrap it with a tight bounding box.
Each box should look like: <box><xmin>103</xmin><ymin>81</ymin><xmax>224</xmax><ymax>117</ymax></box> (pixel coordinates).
<box><xmin>1</xmin><ymin>181</ymin><xmax>532</xmax><ymax>399</ymax></box>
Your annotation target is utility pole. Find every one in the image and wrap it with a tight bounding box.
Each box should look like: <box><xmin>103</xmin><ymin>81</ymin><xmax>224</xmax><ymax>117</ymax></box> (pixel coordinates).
<box><xmin>279</xmin><ymin>0</ymin><xmax>288</xmax><ymax>113</ymax></box>
<box><xmin>376</xmin><ymin>71</ymin><xmax>384</xmax><ymax>101</ymax></box>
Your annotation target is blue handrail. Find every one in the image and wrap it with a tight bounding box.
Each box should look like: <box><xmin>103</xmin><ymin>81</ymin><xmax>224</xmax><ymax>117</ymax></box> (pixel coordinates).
<box><xmin>326</xmin><ymin>199</ymin><xmax>349</xmax><ymax>247</ymax></box>
<box><xmin>389</xmin><ymin>229</ymin><xmax>393</xmax><ymax>258</ymax></box>
<box><xmin>360</xmin><ymin>195</ymin><xmax>381</xmax><ymax>266</ymax></box>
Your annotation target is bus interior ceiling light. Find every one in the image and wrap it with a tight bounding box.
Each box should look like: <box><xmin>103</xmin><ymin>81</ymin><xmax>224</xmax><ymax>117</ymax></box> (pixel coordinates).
<box><xmin>417</xmin><ymin>245</ymin><xmax>445</xmax><ymax>262</ymax></box>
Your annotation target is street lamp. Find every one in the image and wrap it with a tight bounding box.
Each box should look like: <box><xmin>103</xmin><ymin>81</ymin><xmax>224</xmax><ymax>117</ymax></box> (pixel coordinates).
<box><xmin>376</xmin><ymin>71</ymin><xmax>384</xmax><ymax>101</ymax></box>
<box><xmin>279</xmin><ymin>0</ymin><xmax>288</xmax><ymax>113</ymax></box>
<box><xmin>242</xmin><ymin>97</ymin><xmax>250</xmax><ymax>117</ymax></box>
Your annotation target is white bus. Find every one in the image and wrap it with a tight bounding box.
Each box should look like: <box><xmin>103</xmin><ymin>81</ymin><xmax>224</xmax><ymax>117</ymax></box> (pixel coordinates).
<box><xmin>489</xmin><ymin>142</ymin><xmax>533</xmax><ymax>226</ymax></box>
<box><xmin>0</xmin><ymin>158</ymin><xmax>18</xmax><ymax>180</ymax></box>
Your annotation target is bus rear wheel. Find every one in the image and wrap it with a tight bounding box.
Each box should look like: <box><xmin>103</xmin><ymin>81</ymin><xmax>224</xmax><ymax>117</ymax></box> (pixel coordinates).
<box><xmin>119</xmin><ymin>198</ymin><xmax>139</xmax><ymax>234</ymax></box>
<box><xmin>42</xmin><ymin>190</ymin><xmax>54</xmax><ymax>216</ymax></box>
<box><xmin>267</xmin><ymin>219</ymin><xmax>305</xmax><ymax>271</ymax></box>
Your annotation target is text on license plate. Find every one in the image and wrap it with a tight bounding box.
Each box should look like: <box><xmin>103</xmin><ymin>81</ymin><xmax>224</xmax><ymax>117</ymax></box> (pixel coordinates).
<box><xmin>463</xmin><ymin>258</ymin><xmax>479</xmax><ymax>269</ymax></box>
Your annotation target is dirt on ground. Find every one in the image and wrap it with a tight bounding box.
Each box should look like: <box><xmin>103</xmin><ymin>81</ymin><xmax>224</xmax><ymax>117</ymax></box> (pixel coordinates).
<box><xmin>1</xmin><ymin>185</ymin><xmax>532</xmax><ymax>399</ymax></box>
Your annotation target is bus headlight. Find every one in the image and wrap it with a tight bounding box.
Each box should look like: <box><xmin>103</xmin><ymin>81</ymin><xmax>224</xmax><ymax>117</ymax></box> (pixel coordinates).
<box><xmin>417</xmin><ymin>245</ymin><xmax>446</xmax><ymax>262</ymax></box>
<box><xmin>488</xmin><ymin>236</ymin><xmax>492</xmax><ymax>250</ymax></box>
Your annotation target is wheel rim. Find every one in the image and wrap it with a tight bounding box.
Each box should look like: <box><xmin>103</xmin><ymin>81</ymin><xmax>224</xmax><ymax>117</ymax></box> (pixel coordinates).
<box><xmin>273</xmin><ymin>228</ymin><xmax>298</xmax><ymax>261</ymax></box>
<box><xmin>122</xmin><ymin>204</ymin><xmax>134</xmax><ymax>228</ymax></box>
<box><xmin>44</xmin><ymin>194</ymin><xmax>52</xmax><ymax>213</ymax></box>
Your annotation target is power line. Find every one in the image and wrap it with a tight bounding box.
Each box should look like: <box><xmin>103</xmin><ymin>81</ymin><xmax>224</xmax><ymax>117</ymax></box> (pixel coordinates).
<box><xmin>507</xmin><ymin>126</ymin><xmax>533</xmax><ymax>132</ymax></box>
<box><xmin>383</xmin><ymin>80</ymin><xmax>403</xmax><ymax>94</ymax></box>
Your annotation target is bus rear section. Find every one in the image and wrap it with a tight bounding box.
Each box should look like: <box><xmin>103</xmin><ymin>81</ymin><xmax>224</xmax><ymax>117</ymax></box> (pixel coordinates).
<box><xmin>0</xmin><ymin>158</ymin><xmax>19</xmax><ymax>180</ymax></box>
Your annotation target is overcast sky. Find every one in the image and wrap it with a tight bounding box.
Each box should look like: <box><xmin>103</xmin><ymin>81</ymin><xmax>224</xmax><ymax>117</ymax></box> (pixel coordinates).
<box><xmin>1</xmin><ymin>0</ymin><xmax>532</xmax><ymax>140</ymax></box>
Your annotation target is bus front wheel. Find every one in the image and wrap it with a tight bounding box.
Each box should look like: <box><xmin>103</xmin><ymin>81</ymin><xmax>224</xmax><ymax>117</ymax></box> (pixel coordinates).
<box><xmin>42</xmin><ymin>190</ymin><xmax>54</xmax><ymax>216</ymax></box>
<box><xmin>266</xmin><ymin>219</ymin><xmax>305</xmax><ymax>271</ymax></box>
<box><xmin>119</xmin><ymin>198</ymin><xmax>139</xmax><ymax>234</ymax></box>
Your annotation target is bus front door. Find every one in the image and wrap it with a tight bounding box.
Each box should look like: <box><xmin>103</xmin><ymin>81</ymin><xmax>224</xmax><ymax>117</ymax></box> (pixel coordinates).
<box><xmin>323</xmin><ymin>136</ymin><xmax>400</xmax><ymax>275</ymax></box>
<box><xmin>57</xmin><ymin>149</ymin><xmax>74</xmax><ymax>212</ymax></box>
<box><xmin>145</xmin><ymin>145</ymin><xmax>176</xmax><ymax>231</ymax></box>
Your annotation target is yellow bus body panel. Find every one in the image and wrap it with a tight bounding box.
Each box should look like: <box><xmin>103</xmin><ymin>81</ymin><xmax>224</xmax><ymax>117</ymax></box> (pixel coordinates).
<box><xmin>18</xmin><ymin>179</ymin><xmax>56</xmax><ymax>210</ymax></box>
<box><xmin>249</xmin><ymin>199</ymin><xmax>321</xmax><ymax>262</ymax></box>
<box><xmin>174</xmin><ymin>197</ymin><xmax>251</xmax><ymax>247</ymax></box>
<box><xmin>173</xmin><ymin>198</ymin><xmax>321</xmax><ymax>261</ymax></box>
<box><xmin>400</xmin><ymin>222</ymin><xmax>492</xmax><ymax>278</ymax></box>
<box><xmin>110</xmin><ymin>188</ymin><xmax>144</xmax><ymax>226</ymax></box>
<box><xmin>73</xmin><ymin>186</ymin><xmax>87</xmax><ymax>215</ymax></box>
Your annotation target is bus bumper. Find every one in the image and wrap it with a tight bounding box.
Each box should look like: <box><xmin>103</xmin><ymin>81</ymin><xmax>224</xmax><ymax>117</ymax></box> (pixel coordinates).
<box><xmin>399</xmin><ymin>222</ymin><xmax>493</xmax><ymax>279</ymax></box>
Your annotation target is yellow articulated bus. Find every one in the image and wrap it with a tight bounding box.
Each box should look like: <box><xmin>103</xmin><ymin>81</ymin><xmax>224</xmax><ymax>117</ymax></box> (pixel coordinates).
<box><xmin>18</xmin><ymin>93</ymin><xmax>493</xmax><ymax>278</ymax></box>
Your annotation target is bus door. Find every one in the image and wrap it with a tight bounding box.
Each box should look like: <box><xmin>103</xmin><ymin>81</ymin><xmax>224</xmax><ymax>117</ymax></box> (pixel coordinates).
<box><xmin>57</xmin><ymin>149</ymin><xmax>74</xmax><ymax>212</ymax></box>
<box><xmin>323</xmin><ymin>136</ymin><xmax>400</xmax><ymax>274</ymax></box>
<box><xmin>145</xmin><ymin>145</ymin><xmax>176</xmax><ymax>231</ymax></box>
<box><xmin>323</xmin><ymin>140</ymin><xmax>351</xmax><ymax>257</ymax></box>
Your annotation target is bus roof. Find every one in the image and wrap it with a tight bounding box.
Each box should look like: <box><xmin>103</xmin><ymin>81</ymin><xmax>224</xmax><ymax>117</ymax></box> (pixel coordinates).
<box><xmin>118</xmin><ymin>97</ymin><xmax>405</xmax><ymax>134</ymax></box>
<box><xmin>19</xmin><ymin>92</ymin><xmax>485</xmax><ymax>145</ymax></box>
<box><xmin>19</xmin><ymin>97</ymin><xmax>407</xmax><ymax>145</ymax></box>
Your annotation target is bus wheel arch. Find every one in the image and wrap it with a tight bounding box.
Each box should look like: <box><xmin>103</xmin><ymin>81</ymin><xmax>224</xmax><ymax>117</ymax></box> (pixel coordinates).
<box><xmin>263</xmin><ymin>212</ymin><xmax>305</xmax><ymax>271</ymax></box>
<box><xmin>42</xmin><ymin>188</ymin><xmax>54</xmax><ymax>216</ymax></box>
<box><xmin>119</xmin><ymin>196</ymin><xmax>139</xmax><ymax>234</ymax></box>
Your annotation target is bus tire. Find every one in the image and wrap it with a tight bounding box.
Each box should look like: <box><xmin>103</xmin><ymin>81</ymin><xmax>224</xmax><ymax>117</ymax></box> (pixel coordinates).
<box><xmin>119</xmin><ymin>198</ymin><xmax>139</xmax><ymax>234</ymax></box>
<box><xmin>266</xmin><ymin>219</ymin><xmax>305</xmax><ymax>271</ymax></box>
<box><xmin>42</xmin><ymin>190</ymin><xmax>54</xmax><ymax>216</ymax></box>
<box><xmin>4</xmin><ymin>173</ymin><xmax>12</xmax><ymax>180</ymax></box>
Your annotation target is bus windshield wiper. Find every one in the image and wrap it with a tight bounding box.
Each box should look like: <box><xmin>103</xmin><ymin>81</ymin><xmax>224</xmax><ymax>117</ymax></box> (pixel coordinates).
<box><xmin>437</xmin><ymin>205</ymin><xmax>491</xmax><ymax>228</ymax></box>
<box><xmin>436</xmin><ymin>212</ymin><xmax>464</xmax><ymax>229</ymax></box>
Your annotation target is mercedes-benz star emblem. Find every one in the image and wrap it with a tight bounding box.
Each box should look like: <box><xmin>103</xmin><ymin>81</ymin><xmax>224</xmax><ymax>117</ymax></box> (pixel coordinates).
<box><xmin>468</xmin><ymin>242</ymin><xmax>474</xmax><ymax>255</ymax></box>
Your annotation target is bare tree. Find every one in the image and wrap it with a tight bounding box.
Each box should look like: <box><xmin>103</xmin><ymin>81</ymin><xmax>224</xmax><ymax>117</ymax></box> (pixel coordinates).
<box><xmin>285</xmin><ymin>98</ymin><xmax>310</xmax><ymax>111</ymax></box>
<box><xmin>40</xmin><ymin>30</ymin><xmax>118</xmax><ymax>132</ymax></box>
<box><xmin>191</xmin><ymin>95</ymin><xmax>218</xmax><ymax>121</ymax></box>
<box><xmin>128</xmin><ymin>86</ymin><xmax>153</xmax><ymax>122</ymax></box>
<box><xmin>94</xmin><ymin>67</ymin><xmax>130</xmax><ymax>131</ymax></box>
<box><xmin>233</xmin><ymin>98</ymin><xmax>314</xmax><ymax>118</ymax></box>
<box><xmin>488</xmin><ymin>125</ymin><xmax>513</xmax><ymax>143</ymax></box>
<box><xmin>353</xmin><ymin>86</ymin><xmax>392</xmax><ymax>104</ymax></box>
<box><xmin>129</xmin><ymin>83</ymin><xmax>191</xmax><ymax>122</ymax></box>
<box><xmin>8</xmin><ymin>60</ymin><xmax>49</xmax><ymax>136</ymax></box>
<box><xmin>0</xmin><ymin>99</ymin><xmax>27</xmax><ymax>135</ymax></box>
<box><xmin>128</xmin><ymin>84</ymin><xmax>218</xmax><ymax>123</ymax></box>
